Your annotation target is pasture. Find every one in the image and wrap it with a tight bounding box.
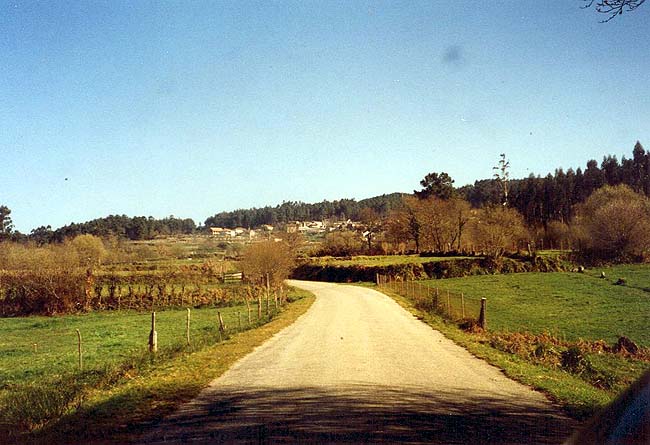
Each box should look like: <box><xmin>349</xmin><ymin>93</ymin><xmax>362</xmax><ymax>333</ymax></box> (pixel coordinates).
<box><xmin>423</xmin><ymin>264</ymin><xmax>650</xmax><ymax>346</ymax></box>
<box><xmin>1</xmin><ymin>305</ymin><xmax>249</xmax><ymax>386</ymax></box>
<box><xmin>0</xmin><ymin>287</ymin><xmax>313</xmax><ymax>440</ymax></box>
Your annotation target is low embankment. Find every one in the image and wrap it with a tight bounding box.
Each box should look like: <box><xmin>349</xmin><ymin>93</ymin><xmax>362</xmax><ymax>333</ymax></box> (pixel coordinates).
<box><xmin>293</xmin><ymin>255</ymin><xmax>570</xmax><ymax>282</ymax></box>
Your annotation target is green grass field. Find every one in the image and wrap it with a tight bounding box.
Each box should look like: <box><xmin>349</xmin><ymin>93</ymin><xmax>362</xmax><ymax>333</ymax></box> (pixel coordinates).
<box><xmin>0</xmin><ymin>305</ymin><xmax>251</xmax><ymax>387</ymax></box>
<box><xmin>0</xmin><ymin>287</ymin><xmax>314</xmax><ymax>441</ymax></box>
<box><xmin>423</xmin><ymin>264</ymin><xmax>650</xmax><ymax>346</ymax></box>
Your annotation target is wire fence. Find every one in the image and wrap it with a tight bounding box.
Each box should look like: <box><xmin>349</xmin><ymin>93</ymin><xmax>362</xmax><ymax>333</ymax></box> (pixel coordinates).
<box><xmin>377</xmin><ymin>274</ymin><xmax>486</xmax><ymax>327</ymax></box>
<box><xmin>0</xmin><ymin>296</ymin><xmax>289</xmax><ymax>438</ymax></box>
<box><xmin>1</xmin><ymin>284</ymin><xmax>289</xmax><ymax>383</ymax></box>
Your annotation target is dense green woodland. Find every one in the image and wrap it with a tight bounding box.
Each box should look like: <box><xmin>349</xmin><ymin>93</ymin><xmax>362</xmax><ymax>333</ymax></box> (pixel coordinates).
<box><xmin>477</xmin><ymin>141</ymin><xmax>650</xmax><ymax>228</ymax></box>
<box><xmin>1</xmin><ymin>141</ymin><xmax>648</xmax><ymax>242</ymax></box>
<box><xmin>12</xmin><ymin>215</ymin><xmax>196</xmax><ymax>244</ymax></box>
<box><xmin>203</xmin><ymin>193</ymin><xmax>406</xmax><ymax>229</ymax></box>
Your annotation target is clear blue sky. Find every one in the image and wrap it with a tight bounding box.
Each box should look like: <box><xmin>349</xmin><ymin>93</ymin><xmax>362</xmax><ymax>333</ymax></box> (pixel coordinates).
<box><xmin>2</xmin><ymin>1</ymin><xmax>649</xmax><ymax>232</ymax></box>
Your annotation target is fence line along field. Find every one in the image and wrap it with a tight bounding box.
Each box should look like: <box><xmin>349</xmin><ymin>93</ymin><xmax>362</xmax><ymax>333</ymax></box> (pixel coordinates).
<box><xmin>1</xmin><ymin>303</ymin><xmax>248</xmax><ymax>385</ymax></box>
<box><xmin>377</xmin><ymin>274</ymin><xmax>484</xmax><ymax>325</ymax></box>
<box><xmin>0</xmin><ymin>285</ymin><xmax>311</xmax><ymax>436</ymax></box>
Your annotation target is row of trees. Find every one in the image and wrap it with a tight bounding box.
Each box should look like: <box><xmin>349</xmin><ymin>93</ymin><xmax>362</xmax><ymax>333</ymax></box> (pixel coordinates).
<box><xmin>320</xmin><ymin>182</ymin><xmax>650</xmax><ymax>262</ymax></box>
<box><xmin>318</xmin><ymin>144</ymin><xmax>650</xmax><ymax>261</ymax></box>
<box><xmin>0</xmin><ymin>194</ymin><xmax>406</xmax><ymax>244</ymax></box>
<box><xmin>364</xmin><ymin>196</ymin><xmax>527</xmax><ymax>258</ymax></box>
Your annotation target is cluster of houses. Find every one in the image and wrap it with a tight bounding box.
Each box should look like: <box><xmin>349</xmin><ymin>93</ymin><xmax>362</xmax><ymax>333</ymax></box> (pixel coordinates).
<box><xmin>286</xmin><ymin>220</ymin><xmax>361</xmax><ymax>234</ymax></box>
<box><xmin>208</xmin><ymin>226</ymin><xmax>270</xmax><ymax>240</ymax></box>
<box><xmin>209</xmin><ymin>220</ymin><xmax>362</xmax><ymax>240</ymax></box>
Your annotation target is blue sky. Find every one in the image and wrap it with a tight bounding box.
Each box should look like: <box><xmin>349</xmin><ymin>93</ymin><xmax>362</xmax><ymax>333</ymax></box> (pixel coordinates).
<box><xmin>2</xmin><ymin>1</ymin><xmax>649</xmax><ymax>232</ymax></box>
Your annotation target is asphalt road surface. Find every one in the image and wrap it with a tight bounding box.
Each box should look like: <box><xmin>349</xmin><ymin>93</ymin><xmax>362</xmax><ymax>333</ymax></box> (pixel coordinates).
<box><xmin>139</xmin><ymin>280</ymin><xmax>576</xmax><ymax>444</ymax></box>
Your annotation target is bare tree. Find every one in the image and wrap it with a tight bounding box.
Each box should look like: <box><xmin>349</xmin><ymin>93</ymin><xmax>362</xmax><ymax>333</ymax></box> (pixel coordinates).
<box><xmin>396</xmin><ymin>196</ymin><xmax>472</xmax><ymax>253</ymax></box>
<box><xmin>240</xmin><ymin>240</ymin><xmax>295</xmax><ymax>288</ymax></box>
<box><xmin>583</xmin><ymin>0</ymin><xmax>646</xmax><ymax>22</ymax></box>
<box><xmin>384</xmin><ymin>209</ymin><xmax>414</xmax><ymax>254</ymax></box>
<box><xmin>493</xmin><ymin>153</ymin><xmax>510</xmax><ymax>206</ymax></box>
<box><xmin>358</xmin><ymin>207</ymin><xmax>383</xmax><ymax>251</ymax></box>
<box><xmin>319</xmin><ymin>231</ymin><xmax>364</xmax><ymax>256</ymax></box>
<box><xmin>572</xmin><ymin>184</ymin><xmax>650</xmax><ymax>259</ymax></box>
<box><xmin>470</xmin><ymin>205</ymin><xmax>528</xmax><ymax>258</ymax></box>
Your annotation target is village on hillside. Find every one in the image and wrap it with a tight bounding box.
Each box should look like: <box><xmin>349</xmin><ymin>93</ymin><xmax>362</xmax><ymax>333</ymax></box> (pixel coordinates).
<box><xmin>208</xmin><ymin>220</ymin><xmax>362</xmax><ymax>241</ymax></box>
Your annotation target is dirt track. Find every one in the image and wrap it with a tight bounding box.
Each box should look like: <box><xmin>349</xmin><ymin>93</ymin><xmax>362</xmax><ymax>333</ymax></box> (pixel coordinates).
<box><xmin>140</xmin><ymin>280</ymin><xmax>576</xmax><ymax>444</ymax></box>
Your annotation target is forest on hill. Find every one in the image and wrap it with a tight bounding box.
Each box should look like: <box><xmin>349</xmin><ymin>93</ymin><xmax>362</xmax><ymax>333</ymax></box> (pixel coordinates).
<box><xmin>203</xmin><ymin>193</ymin><xmax>407</xmax><ymax>229</ymax></box>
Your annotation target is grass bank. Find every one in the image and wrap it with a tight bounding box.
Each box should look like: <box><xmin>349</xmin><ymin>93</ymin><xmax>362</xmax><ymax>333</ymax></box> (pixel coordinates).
<box><xmin>1</xmin><ymin>288</ymin><xmax>315</xmax><ymax>444</ymax></box>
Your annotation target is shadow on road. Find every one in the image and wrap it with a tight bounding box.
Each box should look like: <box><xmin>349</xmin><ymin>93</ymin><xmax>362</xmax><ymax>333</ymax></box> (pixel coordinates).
<box><xmin>140</xmin><ymin>384</ymin><xmax>577</xmax><ymax>444</ymax></box>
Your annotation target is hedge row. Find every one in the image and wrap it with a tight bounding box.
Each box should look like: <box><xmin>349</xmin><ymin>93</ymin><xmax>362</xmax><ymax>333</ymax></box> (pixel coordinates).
<box><xmin>291</xmin><ymin>256</ymin><xmax>570</xmax><ymax>283</ymax></box>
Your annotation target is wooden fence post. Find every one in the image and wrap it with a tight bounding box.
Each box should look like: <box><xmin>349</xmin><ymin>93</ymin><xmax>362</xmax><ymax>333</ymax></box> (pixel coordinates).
<box><xmin>76</xmin><ymin>329</ymin><xmax>83</xmax><ymax>370</ymax></box>
<box><xmin>447</xmin><ymin>290</ymin><xmax>451</xmax><ymax>314</ymax></box>
<box><xmin>218</xmin><ymin>311</ymin><xmax>226</xmax><ymax>333</ymax></box>
<box><xmin>478</xmin><ymin>298</ymin><xmax>487</xmax><ymax>330</ymax></box>
<box><xmin>265</xmin><ymin>274</ymin><xmax>271</xmax><ymax>316</ymax></box>
<box><xmin>238</xmin><ymin>311</ymin><xmax>242</xmax><ymax>331</ymax></box>
<box><xmin>461</xmin><ymin>293</ymin><xmax>466</xmax><ymax>319</ymax></box>
<box><xmin>149</xmin><ymin>312</ymin><xmax>157</xmax><ymax>353</ymax></box>
<box><xmin>186</xmin><ymin>308</ymin><xmax>191</xmax><ymax>346</ymax></box>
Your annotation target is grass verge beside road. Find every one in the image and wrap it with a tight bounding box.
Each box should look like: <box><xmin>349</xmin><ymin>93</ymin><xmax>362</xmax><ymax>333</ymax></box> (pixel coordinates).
<box><xmin>378</xmin><ymin>285</ymin><xmax>639</xmax><ymax>420</ymax></box>
<box><xmin>2</xmin><ymin>289</ymin><xmax>315</xmax><ymax>444</ymax></box>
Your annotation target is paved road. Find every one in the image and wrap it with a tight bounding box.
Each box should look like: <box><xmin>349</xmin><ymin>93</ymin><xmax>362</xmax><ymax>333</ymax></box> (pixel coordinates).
<box><xmin>140</xmin><ymin>280</ymin><xmax>576</xmax><ymax>444</ymax></box>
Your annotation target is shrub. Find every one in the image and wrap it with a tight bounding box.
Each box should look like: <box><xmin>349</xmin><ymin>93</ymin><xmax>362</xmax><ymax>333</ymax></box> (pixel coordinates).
<box><xmin>469</xmin><ymin>205</ymin><xmax>528</xmax><ymax>258</ymax></box>
<box><xmin>573</xmin><ymin>185</ymin><xmax>650</xmax><ymax>261</ymax></box>
<box><xmin>317</xmin><ymin>231</ymin><xmax>364</xmax><ymax>257</ymax></box>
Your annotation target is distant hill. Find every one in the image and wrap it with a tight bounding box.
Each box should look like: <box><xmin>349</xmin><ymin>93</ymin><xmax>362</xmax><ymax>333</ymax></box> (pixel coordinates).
<box><xmin>204</xmin><ymin>193</ymin><xmax>407</xmax><ymax>229</ymax></box>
